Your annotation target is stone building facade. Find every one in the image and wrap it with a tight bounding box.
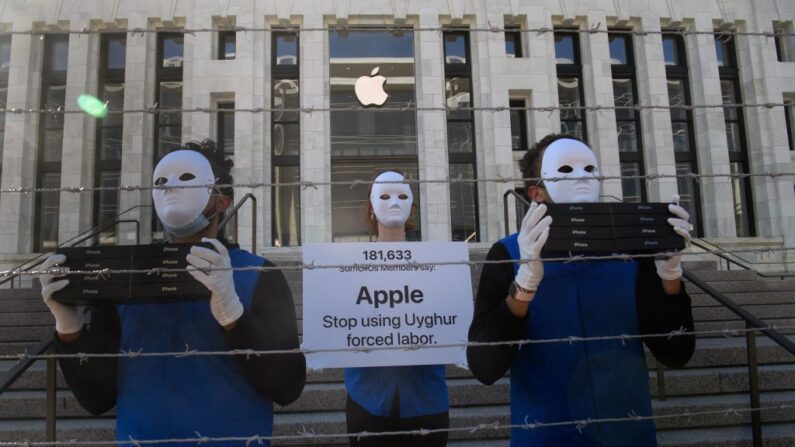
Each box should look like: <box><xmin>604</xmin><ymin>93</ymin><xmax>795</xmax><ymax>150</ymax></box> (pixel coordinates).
<box><xmin>0</xmin><ymin>0</ymin><xmax>793</xmax><ymax>270</ymax></box>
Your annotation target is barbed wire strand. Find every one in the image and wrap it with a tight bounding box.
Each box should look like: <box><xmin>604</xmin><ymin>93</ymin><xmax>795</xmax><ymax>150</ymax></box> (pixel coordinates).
<box><xmin>6</xmin><ymin>25</ymin><xmax>795</xmax><ymax>38</ymax></box>
<box><xmin>6</xmin><ymin>246</ymin><xmax>795</xmax><ymax>278</ymax></box>
<box><xmin>0</xmin><ymin>403</ymin><xmax>792</xmax><ymax>446</ymax></box>
<box><xmin>0</xmin><ymin>102</ymin><xmax>791</xmax><ymax>116</ymax></box>
<box><xmin>3</xmin><ymin>323</ymin><xmax>794</xmax><ymax>362</ymax></box>
<box><xmin>2</xmin><ymin>172</ymin><xmax>794</xmax><ymax>195</ymax></box>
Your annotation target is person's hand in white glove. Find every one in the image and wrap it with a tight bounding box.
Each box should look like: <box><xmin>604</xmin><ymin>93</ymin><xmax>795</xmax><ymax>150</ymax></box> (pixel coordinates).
<box><xmin>655</xmin><ymin>194</ymin><xmax>693</xmax><ymax>282</ymax></box>
<box><xmin>39</xmin><ymin>254</ymin><xmax>84</xmax><ymax>335</ymax></box>
<box><xmin>186</xmin><ymin>238</ymin><xmax>244</xmax><ymax>328</ymax></box>
<box><xmin>513</xmin><ymin>202</ymin><xmax>553</xmax><ymax>301</ymax></box>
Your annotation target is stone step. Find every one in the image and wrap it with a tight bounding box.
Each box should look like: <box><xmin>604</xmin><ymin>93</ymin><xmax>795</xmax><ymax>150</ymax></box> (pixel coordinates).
<box><xmin>693</xmin><ymin>304</ymin><xmax>795</xmax><ymax>322</ymax></box>
<box><xmin>0</xmin><ymin>312</ymin><xmax>53</xmax><ymax>327</ymax></box>
<box><xmin>0</xmin><ymin>299</ymin><xmax>48</xmax><ymax>314</ymax></box>
<box><xmin>694</xmin><ymin>319</ymin><xmax>795</xmax><ymax>336</ymax></box>
<box><xmin>657</xmin><ymin>422</ymin><xmax>795</xmax><ymax>447</ymax></box>
<box><xmin>690</xmin><ymin>291</ymin><xmax>795</xmax><ymax>308</ymax></box>
<box><xmin>648</xmin><ymin>364</ymin><xmax>795</xmax><ymax>398</ymax></box>
<box><xmin>0</xmin><ymin>325</ymin><xmax>53</xmax><ymax>343</ymax></box>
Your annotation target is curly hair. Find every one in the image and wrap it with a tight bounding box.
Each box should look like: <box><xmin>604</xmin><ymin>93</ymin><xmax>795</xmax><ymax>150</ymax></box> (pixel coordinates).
<box><xmin>178</xmin><ymin>139</ymin><xmax>235</xmax><ymax>200</ymax></box>
<box><xmin>518</xmin><ymin>133</ymin><xmax>586</xmax><ymax>189</ymax></box>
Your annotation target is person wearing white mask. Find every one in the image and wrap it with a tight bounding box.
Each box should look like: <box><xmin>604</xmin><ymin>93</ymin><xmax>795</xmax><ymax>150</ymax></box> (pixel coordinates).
<box><xmin>343</xmin><ymin>171</ymin><xmax>450</xmax><ymax>447</ymax></box>
<box><xmin>467</xmin><ymin>134</ymin><xmax>695</xmax><ymax>447</ymax></box>
<box><xmin>40</xmin><ymin>139</ymin><xmax>305</xmax><ymax>446</ymax></box>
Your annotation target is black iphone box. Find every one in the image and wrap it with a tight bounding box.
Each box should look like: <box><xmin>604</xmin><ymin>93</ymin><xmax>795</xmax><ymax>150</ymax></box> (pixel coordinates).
<box><xmin>53</xmin><ymin>243</ymin><xmax>213</xmax><ymax>305</ymax></box>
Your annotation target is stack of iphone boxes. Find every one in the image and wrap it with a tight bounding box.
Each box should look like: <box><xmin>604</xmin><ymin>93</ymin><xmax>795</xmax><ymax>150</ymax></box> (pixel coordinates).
<box><xmin>543</xmin><ymin>203</ymin><xmax>684</xmax><ymax>258</ymax></box>
<box><xmin>53</xmin><ymin>243</ymin><xmax>212</xmax><ymax>305</ymax></box>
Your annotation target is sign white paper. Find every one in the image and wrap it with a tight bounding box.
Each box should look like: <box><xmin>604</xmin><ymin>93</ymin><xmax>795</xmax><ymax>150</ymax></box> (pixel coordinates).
<box><xmin>302</xmin><ymin>242</ymin><xmax>474</xmax><ymax>369</ymax></box>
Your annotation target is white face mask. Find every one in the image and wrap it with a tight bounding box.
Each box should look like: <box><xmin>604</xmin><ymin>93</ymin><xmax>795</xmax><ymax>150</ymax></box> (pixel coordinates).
<box><xmin>370</xmin><ymin>171</ymin><xmax>414</xmax><ymax>229</ymax></box>
<box><xmin>540</xmin><ymin>138</ymin><xmax>600</xmax><ymax>203</ymax></box>
<box><xmin>152</xmin><ymin>150</ymin><xmax>217</xmax><ymax>237</ymax></box>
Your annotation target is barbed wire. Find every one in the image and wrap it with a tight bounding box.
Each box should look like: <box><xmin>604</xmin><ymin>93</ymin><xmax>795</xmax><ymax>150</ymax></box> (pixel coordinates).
<box><xmin>3</xmin><ymin>323</ymin><xmax>795</xmax><ymax>362</ymax></box>
<box><xmin>2</xmin><ymin>172</ymin><xmax>794</xmax><ymax>195</ymax></box>
<box><xmin>5</xmin><ymin>25</ymin><xmax>795</xmax><ymax>38</ymax></box>
<box><xmin>0</xmin><ymin>403</ymin><xmax>792</xmax><ymax>446</ymax></box>
<box><xmin>0</xmin><ymin>102</ymin><xmax>791</xmax><ymax>116</ymax></box>
<box><xmin>5</xmin><ymin>246</ymin><xmax>795</xmax><ymax>279</ymax></box>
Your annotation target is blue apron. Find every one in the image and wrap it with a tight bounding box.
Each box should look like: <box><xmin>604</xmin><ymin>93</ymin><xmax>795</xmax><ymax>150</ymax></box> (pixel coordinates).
<box><xmin>502</xmin><ymin>233</ymin><xmax>657</xmax><ymax>446</ymax></box>
<box><xmin>116</xmin><ymin>249</ymin><xmax>274</xmax><ymax>446</ymax></box>
<box><xmin>344</xmin><ymin>365</ymin><xmax>449</xmax><ymax>418</ymax></box>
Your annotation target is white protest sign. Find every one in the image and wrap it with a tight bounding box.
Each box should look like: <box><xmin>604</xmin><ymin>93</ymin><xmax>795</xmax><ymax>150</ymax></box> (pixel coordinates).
<box><xmin>302</xmin><ymin>242</ymin><xmax>473</xmax><ymax>369</ymax></box>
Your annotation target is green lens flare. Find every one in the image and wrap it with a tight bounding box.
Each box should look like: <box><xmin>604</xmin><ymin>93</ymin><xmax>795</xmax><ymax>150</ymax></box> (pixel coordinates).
<box><xmin>77</xmin><ymin>94</ymin><xmax>108</xmax><ymax>118</ymax></box>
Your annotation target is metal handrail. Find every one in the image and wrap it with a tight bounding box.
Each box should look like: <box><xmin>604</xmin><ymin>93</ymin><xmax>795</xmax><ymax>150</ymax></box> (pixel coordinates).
<box><xmin>690</xmin><ymin>238</ymin><xmax>795</xmax><ymax>278</ymax></box>
<box><xmin>219</xmin><ymin>193</ymin><xmax>257</xmax><ymax>253</ymax></box>
<box><xmin>0</xmin><ymin>204</ymin><xmax>148</xmax><ymax>289</ymax></box>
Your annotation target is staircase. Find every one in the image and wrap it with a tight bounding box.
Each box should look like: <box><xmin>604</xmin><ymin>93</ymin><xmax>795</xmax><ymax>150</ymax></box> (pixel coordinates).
<box><xmin>1</xmin><ymin>253</ymin><xmax>794</xmax><ymax>446</ymax></box>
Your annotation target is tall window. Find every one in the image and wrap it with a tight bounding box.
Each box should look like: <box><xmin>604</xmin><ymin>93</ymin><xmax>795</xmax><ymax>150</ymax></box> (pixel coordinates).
<box><xmin>94</xmin><ymin>34</ymin><xmax>126</xmax><ymax>245</ymax></box>
<box><xmin>716</xmin><ymin>34</ymin><xmax>755</xmax><ymax>237</ymax></box>
<box><xmin>444</xmin><ymin>30</ymin><xmax>479</xmax><ymax>242</ymax></box>
<box><xmin>785</xmin><ymin>98</ymin><xmax>794</xmax><ymax>152</ymax></box>
<box><xmin>272</xmin><ymin>31</ymin><xmax>300</xmax><ymax>246</ymax></box>
<box><xmin>329</xmin><ymin>28</ymin><xmax>420</xmax><ymax>242</ymax></box>
<box><xmin>35</xmin><ymin>35</ymin><xmax>68</xmax><ymax>251</ymax></box>
<box><xmin>0</xmin><ymin>35</ymin><xmax>10</xmax><ymax>186</ymax></box>
<box><xmin>217</xmin><ymin>101</ymin><xmax>234</xmax><ymax>157</ymax></box>
<box><xmin>663</xmin><ymin>33</ymin><xmax>703</xmax><ymax>235</ymax></box>
<box><xmin>153</xmin><ymin>33</ymin><xmax>183</xmax><ymax>239</ymax></box>
<box><xmin>218</xmin><ymin>30</ymin><xmax>236</xmax><ymax>60</ymax></box>
<box><xmin>555</xmin><ymin>30</ymin><xmax>587</xmax><ymax>141</ymax></box>
<box><xmin>510</xmin><ymin>99</ymin><xmax>529</xmax><ymax>151</ymax></box>
<box><xmin>609</xmin><ymin>32</ymin><xmax>645</xmax><ymax>203</ymax></box>
<box><xmin>774</xmin><ymin>22</ymin><xmax>794</xmax><ymax>62</ymax></box>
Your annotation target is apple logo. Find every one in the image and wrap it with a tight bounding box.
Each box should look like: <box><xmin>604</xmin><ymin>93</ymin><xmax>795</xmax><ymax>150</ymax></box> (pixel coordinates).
<box><xmin>354</xmin><ymin>67</ymin><xmax>389</xmax><ymax>107</ymax></box>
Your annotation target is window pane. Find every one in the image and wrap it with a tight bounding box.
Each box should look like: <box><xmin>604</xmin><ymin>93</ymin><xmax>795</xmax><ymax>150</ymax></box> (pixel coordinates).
<box><xmin>219</xmin><ymin>107</ymin><xmax>234</xmax><ymax>157</ymax></box>
<box><xmin>730</xmin><ymin>162</ymin><xmax>751</xmax><ymax>237</ymax></box>
<box><xmin>663</xmin><ymin>36</ymin><xmax>680</xmax><ymax>66</ymax></box>
<box><xmin>510</xmin><ymin>102</ymin><xmax>527</xmax><ymax>151</ymax></box>
<box><xmin>159</xmin><ymin>82</ymin><xmax>182</xmax><ymax>125</ymax></box>
<box><xmin>554</xmin><ymin>33</ymin><xmax>575</xmax><ymax>64</ymax></box>
<box><xmin>447</xmin><ymin>121</ymin><xmax>474</xmax><ymax>153</ymax></box>
<box><xmin>558</xmin><ymin>77</ymin><xmax>582</xmax><ymax>120</ymax></box>
<box><xmin>667</xmin><ymin>79</ymin><xmax>688</xmax><ymax>121</ymax></box>
<box><xmin>38</xmin><ymin>172</ymin><xmax>61</xmax><ymax>250</ymax></box>
<box><xmin>449</xmin><ymin>163</ymin><xmax>478</xmax><ymax>242</ymax></box>
<box><xmin>157</xmin><ymin>126</ymin><xmax>182</xmax><ymax>158</ymax></box>
<box><xmin>445</xmin><ymin>77</ymin><xmax>472</xmax><ymax>120</ymax></box>
<box><xmin>162</xmin><ymin>36</ymin><xmax>184</xmax><ymax>68</ymax></box>
<box><xmin>676</xmin><ymin>162</ymin><xmax>700</xmax><ymax>236</ymax></box>
<box><xmin>620</xmin><ymin>163</ymin><xmax>642</xmax><ymax>203</ymax></box>
<box><xmin>720</xmin><ymin>80</ymin><xmax>739</xmax><ymax>121</ymax></box>
<box><xmin>331</xmin><ymin>161</ymin><xmax>420</xmax><ymax>242</ymax></box>
<box><xmin>786</xmin><ymin>100</ymin><xmax>794</xmax><ymax>151</ymax></box>
<box><xmin>45</xmin><ymin>36</ymin><xmax>69</xmax><ymax>72</ymax></box>
<box><xmin>221</xmin><ymin>32</ymin><xmax>236</xmax><ymax>59</ymax></box>
<box><xmin>505</xmin><ymin>31</ymin><xmax>521</xmax><ymax>57</ymax></box>
<box><xmin>444</xmin><ymin>33</ymin><xmax>467</xmax><ymax>65</ymax></box>
<box><xmin>609</xmin><ymin>34</ymin><xmax>629</xmax><ymax>65</ymax></box>
<box><xmin>273</xmin><ymin>78</ymin><xmax>299</xmax><ymax>122</ymax></box>
<box><xmin>43</xmin><ymin>85</ymin><xmax>66</xmax><ymax>128</ymax></box>
<box><xmin>97</xmin><ymin>171</ymin><xmax>121</xmax><ymax>244</ymax></box>
<box><xmin>42</xmin><ymin>130</ymin><xmax>63</xmax><ymax>162</ymax></box>
<box><xmin>100</xmin><ymin>127</ymin><xmax>122</xmax><ymax>160</ymax></box>
<box><xmin>613</xmin><ymin>78</ymin><xmax>635</xmax><ymax>121</ymax></box>
<box><xmin>274</xmin><ymin>33</ymin><xmax>298</xmax><ymax>65</ymax></box>
<box><xmin>272</xmin><ymin>166</ymin><xmax>301</xmax><ymax>247</ymax></box>
<box><xmin>672</xmin><ymin>121</ymin><xmax>691</xmax><ymax>153</ymax></box>
<box><xmin>0</xmin><ymin>36</ymin><xmax>11</xmax><ymax>73</ymax></box>
<box><xmin>617</xmin><ymin>121</ymin><xmax>638</xmax><ymax>152</ymax></box>
<box><xmin>105</xmin><ymin>37</ymin><xmax>126</xmax><ymax>70</ymax></box>
<box><xmin>725</xmin><ymin>121</ymin><xmax>742</xmax><ymax>152</ymax></box>
<box><xmin>101</xmin><ymin>83</ymin><xmax>124</xmax><ymax>127</ymax></box>
<box><xmin>273</xmin><ymin>123</ymin><xmax>300</xmax><ymax>156</ymax></box>
<box><xmin>561</xmin><ymin>120</ymin><xmax>584</xmax><ymax>140</ymax></box>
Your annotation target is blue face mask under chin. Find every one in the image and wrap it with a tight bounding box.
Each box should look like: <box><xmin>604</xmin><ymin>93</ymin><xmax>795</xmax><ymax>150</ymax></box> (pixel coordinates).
<box><xmin>162</xmin><ymin>210</ymin><xmax>218</xmax><ymax>239</ymax></box>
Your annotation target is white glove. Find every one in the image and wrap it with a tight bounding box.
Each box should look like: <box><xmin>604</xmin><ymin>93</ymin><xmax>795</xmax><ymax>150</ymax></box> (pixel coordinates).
<box><xmin>186</xmin><ymin>238</ymin><xmax>244</xmax><ymax>326</ymax></box>
<box><xmin>514</xmin><ymin>202</ymin><xmax>552</xmax><ymax>300</ymax></box>
<box><xmin>655</xmin><ymin>195</ymin><xmax>693</xmax><ymax>281</ymax></box>
<box><xmin>39</xmin><ymin>254</ymin><xmax>84</xmax><ymax>335</ymax></box>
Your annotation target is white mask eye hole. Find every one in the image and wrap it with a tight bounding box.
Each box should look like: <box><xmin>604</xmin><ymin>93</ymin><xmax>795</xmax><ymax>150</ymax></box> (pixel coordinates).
<box><xmin>379</xmin><ymin>194</ymin><xmax>390</xmax><ymax>200</ymax></box>
<box><xmin>584</xmin><ymin>165</ymin><xmax>596</xmax><ymax>173</ymax></box>
<box><xmin>179</xmin><ymin>173</ymin><xmax>196</xmax><ymax>181</ymax></box>
<box><xmin>154</xmin><ymin>177</ymin><xmax>168</xmax><ymax>186</ymax></box>
<box><xmin>558</xmin><ymin>165</ymin><xmax>574</xmax><ymax>174</ymax></box>
<box><xmin>398</xmin><ymin>194</ymin><xmax>408</xmax><ymax>200</ymax></box>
